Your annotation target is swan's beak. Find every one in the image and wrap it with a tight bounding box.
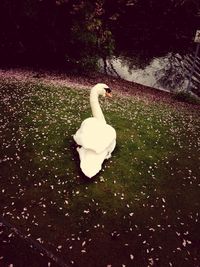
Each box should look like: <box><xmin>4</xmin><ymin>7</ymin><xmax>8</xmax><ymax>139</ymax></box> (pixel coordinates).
<box><xmin>106</xmin><ymin>92</ymin><xmax>112</xmax><ymax>98</ymax></box>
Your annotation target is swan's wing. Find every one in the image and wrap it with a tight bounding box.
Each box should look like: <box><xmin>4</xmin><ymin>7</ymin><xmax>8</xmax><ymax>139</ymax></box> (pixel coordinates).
<box><xmin>73</xmin><ymin>117</ymin><xmax>116</xmax><ymax>154</ymax></box>
<box><xmin>77</xmin><ymin>147</ymin><xmax>107</xmax><ymax>178</ymax></box>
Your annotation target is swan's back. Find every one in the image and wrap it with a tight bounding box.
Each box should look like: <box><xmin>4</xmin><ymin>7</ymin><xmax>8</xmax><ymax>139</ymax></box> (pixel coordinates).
<box><xmin>74</xmin><ymin>117</ymin><xmax>116</xmax><ymax>154</ymax></box>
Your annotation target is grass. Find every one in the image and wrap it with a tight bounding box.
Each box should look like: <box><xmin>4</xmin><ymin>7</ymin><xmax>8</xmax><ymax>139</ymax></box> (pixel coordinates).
<box><xmin>0</xmin><ymin>80</ymin><xmax>200</xmax><ymax>267</ymax></box>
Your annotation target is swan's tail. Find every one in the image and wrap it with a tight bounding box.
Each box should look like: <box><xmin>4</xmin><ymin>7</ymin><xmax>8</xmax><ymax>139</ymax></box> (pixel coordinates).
<box><xmin>77</xmin><ymin>147</ymin><xmax>107</xmax><ymax>178</ymax></box>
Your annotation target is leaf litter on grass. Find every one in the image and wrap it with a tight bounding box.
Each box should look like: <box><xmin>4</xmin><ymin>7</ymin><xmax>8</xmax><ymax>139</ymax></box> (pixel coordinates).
<box><xmin>0</xmin><ymin>79</ymin><xmax>200</xmax><ymax>267</ymax></box>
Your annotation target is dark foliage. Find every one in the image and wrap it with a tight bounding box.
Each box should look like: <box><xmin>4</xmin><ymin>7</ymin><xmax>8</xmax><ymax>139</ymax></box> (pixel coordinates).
<box><xmin>0</xmin><ymin>0</ymin><xmax>199</xmax><ymax>70</ymax></box>
<box><xmin>114</xmin><ymin>0</ymin><xmax>200</xmax><ymax>64</ymax></box>
<box><xmin>173</xmin><ymin>91</ymin><xmax>200</xmax><ymax>105</ymax></box>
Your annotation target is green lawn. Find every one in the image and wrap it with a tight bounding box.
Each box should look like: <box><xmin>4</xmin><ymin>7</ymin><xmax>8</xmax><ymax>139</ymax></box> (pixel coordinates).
<box><xmin>0</xmin><ymin>80</ymin><xmax>200</xmax><ymax>267</ymax></box>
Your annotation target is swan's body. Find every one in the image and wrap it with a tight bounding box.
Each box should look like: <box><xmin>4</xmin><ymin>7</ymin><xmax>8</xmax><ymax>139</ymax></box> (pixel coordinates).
<box><xmin>73</xmin><ymin>83</ymin><xmax>116</xmax><ymax>178</ymax></box>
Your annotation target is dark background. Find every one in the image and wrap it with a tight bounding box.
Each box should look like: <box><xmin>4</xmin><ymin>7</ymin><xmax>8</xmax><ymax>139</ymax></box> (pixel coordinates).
<box><xmin>0</xmin><ymin>0</ymin><xmax>199</xmax><ymax>70</ymax></box>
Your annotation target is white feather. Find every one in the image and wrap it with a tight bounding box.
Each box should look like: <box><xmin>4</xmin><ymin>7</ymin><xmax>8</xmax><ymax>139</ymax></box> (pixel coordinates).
<box><xmin>74</xmin><ymin>117</ymin><xmax>116</xmax><ymax>154</ymax></box>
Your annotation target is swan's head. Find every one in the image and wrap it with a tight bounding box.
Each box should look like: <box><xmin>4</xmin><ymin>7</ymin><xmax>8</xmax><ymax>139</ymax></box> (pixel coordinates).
<box><xmin>92</xmin><ymin>83</ymin><xmax>112</xmax><ymax>97</ymax></box>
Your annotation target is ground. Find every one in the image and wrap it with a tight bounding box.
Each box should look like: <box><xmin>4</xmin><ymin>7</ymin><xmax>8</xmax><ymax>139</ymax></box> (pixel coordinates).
<box><xmin>0</xmin><ymin>68</ymin><xmax>200</xmax><ymax>267</ymax></box>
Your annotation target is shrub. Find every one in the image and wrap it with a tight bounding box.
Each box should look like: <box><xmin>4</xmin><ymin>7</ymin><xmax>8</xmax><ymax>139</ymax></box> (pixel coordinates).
<box><xmin>173</xmin><ymin>91</ymin><xmax>200</xmax><ymax>105</ymax></box>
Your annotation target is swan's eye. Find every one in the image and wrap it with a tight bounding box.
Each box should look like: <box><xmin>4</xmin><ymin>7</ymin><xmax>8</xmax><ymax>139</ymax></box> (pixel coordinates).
<box><xmin>105</xmin><ymin>88</ymin><xmax>111</xmax><ymax>93</ymax></box>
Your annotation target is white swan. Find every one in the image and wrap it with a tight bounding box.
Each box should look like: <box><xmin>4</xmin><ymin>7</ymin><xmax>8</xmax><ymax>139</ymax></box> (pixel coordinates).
<box><xmin>73</xmin><ymin>83</ymin><xmax>116</xmax><ymax>178</ymax></box>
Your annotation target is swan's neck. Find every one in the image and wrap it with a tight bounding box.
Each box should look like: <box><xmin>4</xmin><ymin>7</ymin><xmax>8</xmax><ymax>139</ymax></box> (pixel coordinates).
<box><xmin>90</xmin><ymin>91</ymin><xmax>106</xmax><ymax>123</ymax></box>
